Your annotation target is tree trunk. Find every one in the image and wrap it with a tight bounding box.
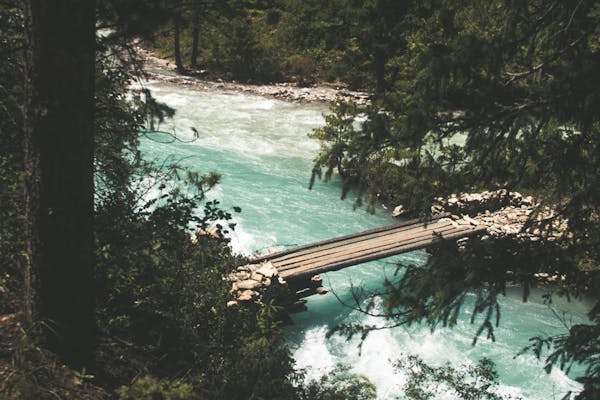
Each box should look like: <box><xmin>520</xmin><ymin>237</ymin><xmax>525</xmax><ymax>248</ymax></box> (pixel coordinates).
<box><xmin>174</xmin><ymin>16</ymin><xmax>185</xmax><ymax>74</ymax></box>
<box><xmin>24</xmin><ymin>0</ymin><xmax>96</xmax><ymax>368</ymax></box>
<box><xmin>190</xmin><ymin>8</ymin><xmax>200</xmax><ymax>68</ymax></box>
<box><xmin>374</xmin><ymin>46</ymin><xmax>386</xmax><ymax>96</ymax></box>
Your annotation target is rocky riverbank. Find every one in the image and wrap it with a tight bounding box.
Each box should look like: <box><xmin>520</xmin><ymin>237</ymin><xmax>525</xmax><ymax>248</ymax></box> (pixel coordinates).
<box><xmin>394</xmin><ymin>189</ymin><xmax>570</xmax><ymax>242</ymax></box>
<box><xmin>139</xmin><ymin>47</ymin><xmax>370</xmax><ymax>105</ymax></box>
<box><xmin>226</xmin><ymin>260</ymin><xmax>326</xmax><ymax>309</ymax></box>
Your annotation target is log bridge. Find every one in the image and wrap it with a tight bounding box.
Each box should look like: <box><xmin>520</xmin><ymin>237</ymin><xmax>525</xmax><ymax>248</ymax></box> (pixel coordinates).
<box><xmin>247</xmin><ymin>213</ymin><xmax>487</xmax><ymax>294</ymax></box>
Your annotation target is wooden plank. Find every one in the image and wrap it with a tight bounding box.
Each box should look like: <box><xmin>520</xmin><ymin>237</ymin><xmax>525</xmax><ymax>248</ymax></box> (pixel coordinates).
<box><xmin>264</xmin><ymin>221</ymin><xmax>447</xmax><ymax>265</ymax></box>
<box><xmin>274</xmin><ymin>222</ymin><xmax>459</xmax><ymax>270</ymax></box>
<box><xmin>275</xmin><ymin>224</ymin><xmax>462</xmax><ymax>272</ymax></box>
<box><xmin>281</xmin><ymin>225</ymin><xmax>487</xmax><ymax>280</ymax></box>
<box><xmin>249</xmin><ymin>213</ymin><xmax>450</xmax><ymax>263</ymax></box>
<box><xmin>272</xmin><ymin>221</ymin><xmax>454</xmax><ymax>268</ymax></box>
<box><xmin>276</xmin><ymin>223</ymin><xmax>464</xmax><ymax>272</ymax></box>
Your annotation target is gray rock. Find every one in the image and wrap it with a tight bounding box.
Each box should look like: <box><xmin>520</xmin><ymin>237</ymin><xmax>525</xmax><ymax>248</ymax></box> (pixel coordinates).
<box><xmin>237</xmin><ymin>290</ymin><xmax>256</xmax><ymax>301</ymax></box>
<box><xmin>236</xmin><ymin>279</ymin><xmax>262</xmax><ymax>290</ymax></box>
<box><xmin>256</xmin><ymin>261</ymin><xmax>278</xmax><ymax>278</ymax></box>
<box><xmin>316</xmin><ymin>287</ymin><xmax>329</xmax><ymax>295</ymax></box>
<box><xmin>392</xmin><ymin>205</ymin><xmax>405</xmax><ymax>217</ymax></box>
<box><xmin>236</xmin><ymin>271</ymin><xmax>251</xmax><ymax>280</ymax></box>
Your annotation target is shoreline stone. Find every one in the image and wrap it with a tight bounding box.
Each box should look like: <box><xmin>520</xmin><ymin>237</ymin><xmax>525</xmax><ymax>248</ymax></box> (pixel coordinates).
<box><xmin>227</xmin><ymin>260</ymin><xmax>329</xmax><ymax>307</ymax></box>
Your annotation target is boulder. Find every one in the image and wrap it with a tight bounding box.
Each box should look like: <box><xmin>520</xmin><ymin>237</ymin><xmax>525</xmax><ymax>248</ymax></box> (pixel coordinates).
<box><xmin>236</xmin><ymin>279</ymin><xmax>262</xmax><ymax>290</ymax></box>
<box><xmin>392</xmin><ymin>205</ymin><xmax>406</xmax><ymax>217</ymax></box>
<box><xmin>250</xmin><ymin>272</ymin><xmax>264</xmax><ymax>281</ymax></box>
<box><xmin>237</xmin><ymin>290</ymin><xmax>256</xmax><ymax>301</ymax></box>
<box><xmin>256</xmin><ymin>261</ymin><xmax>278</xmax><ymax>278</ymax></box>
<box><xmin>316</xmin><ymin>287</ymin><xmax>329</xmax><ymax>295</ymax></box>
<box><xmin>235</xmin><ymin>271</ymin><xmax>251</xmax><ymax>280</ymax></box>
<box><xmin>310</xmin><ymin>275</ymin><xmax>323</xmax><ymax>287</ymax></box>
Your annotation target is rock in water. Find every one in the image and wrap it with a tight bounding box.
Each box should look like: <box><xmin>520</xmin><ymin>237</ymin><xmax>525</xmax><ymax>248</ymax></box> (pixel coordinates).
<box><xmin>392</xmin><ymin>205</ymin><xmax>405</xmax><ymax>217</ymax></box>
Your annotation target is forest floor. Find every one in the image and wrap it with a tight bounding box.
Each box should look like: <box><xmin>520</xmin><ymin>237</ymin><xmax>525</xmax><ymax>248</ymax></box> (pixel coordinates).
<box><xmin>0</xmin><ymin>313</ymin><xmax>109</xmax><ymax>400</ymax></box>
<box><xmin>138</xmin><ymin>47</ymin><xmax>370</xmax><ymax>105</ymax></box>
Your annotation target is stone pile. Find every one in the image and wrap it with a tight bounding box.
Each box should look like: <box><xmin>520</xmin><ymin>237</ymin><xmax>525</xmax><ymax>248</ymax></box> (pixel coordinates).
<box><xmin>431</xmin><ymin>189</ymin><xmax>536</xmax><ymax>216</ymax></box>
<box><xmin>249</xmin><ymin>85</ymin><xmax>370</xmax><ymax>105</ymax></box>
<box><xmin>151</xmin><ymin>73</ymin><xmax>370</xmax><ymax>104</ymax></box>
<box><xmin>393</xmin><ymin>189</ymin><xmax>571</xmax><ymax>242</ymax></box>
<box><xmin>226</xmin><ymin>261</ymin><xmax>281</xmax><ymax>306</ymax></box>
<box><xmin>431</xmin><ymin>190</ymin><xmax>570</xmax><ymax>242</ymax></box>
<box><xmin>226</xmin><ymin>261</ymin><xmax>328</xmax><ymax>308</ymax></box>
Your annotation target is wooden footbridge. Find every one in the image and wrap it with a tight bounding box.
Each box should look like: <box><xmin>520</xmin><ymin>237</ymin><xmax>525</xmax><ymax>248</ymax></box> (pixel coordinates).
<box><xmin>248</xmin><ymin>213</ymin><xmax>487</xmax><ymax>287</ymax></box>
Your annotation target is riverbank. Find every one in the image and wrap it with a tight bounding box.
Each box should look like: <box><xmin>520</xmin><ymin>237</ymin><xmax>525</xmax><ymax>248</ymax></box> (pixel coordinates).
<box><xmin>139</xmin><ymin>47</ymin><xmax>370</xmax><ymax>105</ymax></box>
<box><xmin>393</xmin><ymin>189</ymin><xmax>571</xmax><ymax>243</ymax></box>
<box><xmin>392</xmin><ymin>189</ymin><xmax>573</xmax><ymax>252</ymax></box>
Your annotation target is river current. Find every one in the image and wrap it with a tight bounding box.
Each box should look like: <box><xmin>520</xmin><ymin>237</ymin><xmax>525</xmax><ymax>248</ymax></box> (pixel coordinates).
<box><xmin>139</xmin><ymin>79</ymin><xmax>589</xmax><ymax>399</ymax></box>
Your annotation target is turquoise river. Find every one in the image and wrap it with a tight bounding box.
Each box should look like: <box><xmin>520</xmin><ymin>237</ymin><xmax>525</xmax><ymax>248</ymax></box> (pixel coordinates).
<box><xmin>139</xmin><ymin>78</ymin><xmax>590</xmax><ymax>399</ymax></box>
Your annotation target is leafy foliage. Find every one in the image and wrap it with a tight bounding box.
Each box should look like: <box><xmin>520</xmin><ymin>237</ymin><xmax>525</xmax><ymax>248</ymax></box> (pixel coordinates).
<box><xmin>118</xmin><ymin>376</ymin><xmax>193</xmax><ymax>400</ymax></box>
<box><xmin>87</xmin><ymin>25</ymin><xmax>302</xmax><ymax>399</ymax></box>
<box><xmin>396</xmin><ymin>354</ymin><xmax>516</xmax><ymax>400</ymax></box>
<box><xmin>297</xmin><ymin>364</ymin><xmax>377</xmax><ymax>400</ymax></box>
<box><xmin>382</xmin><ymin>237</ymin><xmax>590</xmax><ymax>343</ymax></box>
<box><xmin>93</xmin><ymin>155</ymin><xmax>298</xmax><ymax>398</ymax></box>
<box><xmin>143</xmin><ymin>0</ymin><xmax>419</xmax><ymax>86</ymax></box>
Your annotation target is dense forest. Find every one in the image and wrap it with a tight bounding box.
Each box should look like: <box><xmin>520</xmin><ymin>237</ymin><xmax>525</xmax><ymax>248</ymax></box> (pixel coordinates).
<box><xmin>1</xmin><ymin>0</ymin><xmax>599</xmax><ymax>399</ymax></box>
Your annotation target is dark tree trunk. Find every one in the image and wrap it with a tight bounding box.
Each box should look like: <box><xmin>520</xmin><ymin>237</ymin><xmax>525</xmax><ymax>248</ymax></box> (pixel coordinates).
<box><xmin>373</xmin><ymin>47</ymin><xmax>386</xmax><ymax>96</ymax></box>
<box><xmin>174</xmin><ymin>16</ymin><xmax>185</xmax><ymax>74</ymax></box>
<box><xmin>190</xmin><ymin>9</ymin><xmax>200</xmax><ymax>68</ymax></box>
<box><xmin>24</xmin><ymin>0</ymin><xmax>96</xmax><ymax>368</ymax></box>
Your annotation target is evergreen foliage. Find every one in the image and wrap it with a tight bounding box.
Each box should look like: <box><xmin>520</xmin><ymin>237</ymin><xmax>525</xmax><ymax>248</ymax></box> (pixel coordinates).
<box><xmin>310</xmin><ymin>2</ymin><xmax>600</xmax><ymax>398</ymax></box>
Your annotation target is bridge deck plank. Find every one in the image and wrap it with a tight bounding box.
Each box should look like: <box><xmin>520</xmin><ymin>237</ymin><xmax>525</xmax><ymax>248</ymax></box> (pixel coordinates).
<box><xmin>275</xmin><ymin>222</ymin><xmax>458</xmax><ymax>271</ymax></box>
<box><xmin>247</xmin><ymin>217</ymin><xmax>487</xmax><ymax>284</ymax></box>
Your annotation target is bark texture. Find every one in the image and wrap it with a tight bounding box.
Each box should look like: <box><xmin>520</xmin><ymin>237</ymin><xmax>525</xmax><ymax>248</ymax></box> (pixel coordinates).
<box><xmin>190</xmin><ymin>8</ymin><xmax>200</xmax><ymax>67</ymax></box>
<box><xmin>174</xmin><ymin>16</ymin><xmax>185</xmax><ymax>73</ymax></box>
<box><xmin>24</xmin><ymin>0</ymin><xmax>96</xmax><ymax>368</ymax></box>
